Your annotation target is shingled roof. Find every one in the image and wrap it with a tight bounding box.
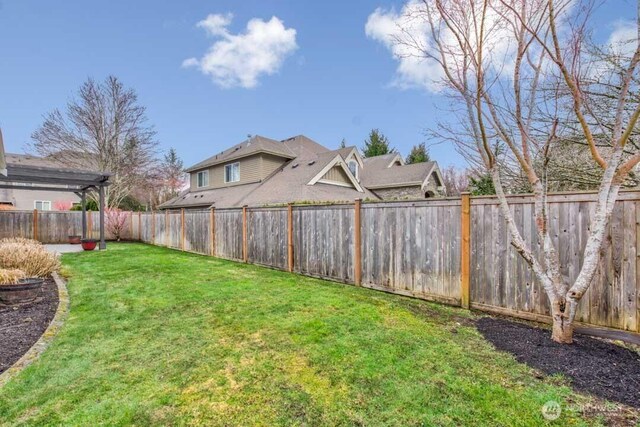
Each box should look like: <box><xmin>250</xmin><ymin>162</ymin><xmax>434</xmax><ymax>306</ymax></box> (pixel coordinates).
<box><xmin>361</xmin><ymin>161</ymin><xmax>437</xmax><ymax>189</ymax></box>
<box><xmin>185</xmin><ymin>135</ymin><xmax>296</xmax><ymax>172</ymax></box>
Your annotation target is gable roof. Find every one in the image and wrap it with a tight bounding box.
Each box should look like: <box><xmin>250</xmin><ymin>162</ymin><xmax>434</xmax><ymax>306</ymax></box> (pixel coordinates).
<box><xmin>185</xmin><ymin>135</ymin><xmax>296</xmax><ymax>172</ymax></box>
<box><xmin>362</xmin><ymin>152</ymin><xmax>405</xmax><ymax>169</ymax></box>
<box><xmin>235</xmin><ymin>145</ymin><xmax>374</xmax><ymax>207</ymax></box>
<box><xmin>361</xmin><ymin>161</ymin><xmax>438</xmax><ymax>189</ymax></box>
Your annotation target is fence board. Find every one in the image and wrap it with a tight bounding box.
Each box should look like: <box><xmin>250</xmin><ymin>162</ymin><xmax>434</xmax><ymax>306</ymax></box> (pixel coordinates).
<box><xmin>184</xmin><ymin>210</ymin><xmax>210</xmax><ymax>255</ymax></box>
<box><xmin>247</xmin><ymin>208</ymin><xmax>288</xmax><ymax>270</ymax></box>
<box><xmin>215</xmin><ymin>209</ymin><xmax>243</xmax><ymax>261</ymax></box>
<box><xmin>293</xmin><ymin>205</ymin><xmax>353</xmax><ymax>282</ymax></box>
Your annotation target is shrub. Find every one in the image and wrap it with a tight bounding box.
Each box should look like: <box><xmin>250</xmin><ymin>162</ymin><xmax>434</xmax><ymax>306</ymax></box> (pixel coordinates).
<box><xmin>0</xmin><ymin>237</ymin><xmax>43</xmax><ymax>246</ymax></box>
<box><xmin>0</xmin><ymin>243</ymin><xmax>60</xmax><ymax>277</ymax></box>
<box><xmin>0</xmin><ymin>268</ymin><xmax>26</xmax><ymax>285</ymax></box>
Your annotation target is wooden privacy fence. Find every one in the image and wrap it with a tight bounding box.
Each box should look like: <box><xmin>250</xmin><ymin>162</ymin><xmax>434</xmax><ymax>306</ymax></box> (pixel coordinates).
<box><xmin>1</xmin><ymin>190</ymin><xmax>638</xmax><ymax>336</ymax></box>
<box><xmin>0</xmin><ymin>210</ymin><xmax>138</xmax><ymax>242</ymax></box>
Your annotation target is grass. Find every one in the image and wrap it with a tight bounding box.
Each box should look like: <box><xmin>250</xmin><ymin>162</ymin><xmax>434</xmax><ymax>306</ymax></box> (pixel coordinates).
<box><xmin>0</xmin><ymin>243</ymin><xmax>599</xmax><ymax>426</ymax></box>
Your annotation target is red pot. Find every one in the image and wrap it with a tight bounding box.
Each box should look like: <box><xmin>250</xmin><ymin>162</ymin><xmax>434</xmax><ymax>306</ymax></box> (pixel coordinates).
<box><xmin>81</xmin><ymin>240</ymin><xmax>97</xmax><ymax>251</ymax></box>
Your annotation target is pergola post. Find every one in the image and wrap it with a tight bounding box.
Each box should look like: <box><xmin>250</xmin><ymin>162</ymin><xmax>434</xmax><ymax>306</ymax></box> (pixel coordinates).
<box><xmin>81</xmin><ymin>191</ymin><xmax>87</xmax><ymax>239</ymax></box>
<box><xmin>99</xmin><ymin>185</ymin><xmax>106</xmax><ymax>250</ymax></box>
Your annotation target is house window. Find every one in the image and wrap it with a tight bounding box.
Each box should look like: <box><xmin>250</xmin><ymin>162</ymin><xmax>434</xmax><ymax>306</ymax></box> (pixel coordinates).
<box><xmin>348</xmin><ymin>160</ymin><xmax>358</xmax><ymax>180</ymax></box>
<box><xmin>197</xmin><ymin>170</ymin><xmax>209</xmax><ymax>188</ymax></box>
<box><xmin>224</xmin><ymin>162</ymin><xmax>240</xmax><ymax>183</ymax></box>
<box><xmin>34</xmin><ymin>201</ymin><xmax>51</xmax><ymax>211</ymax></box>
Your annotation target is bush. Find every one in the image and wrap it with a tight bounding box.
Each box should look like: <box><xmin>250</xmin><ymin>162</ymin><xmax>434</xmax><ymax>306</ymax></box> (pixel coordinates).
<box><xmin>0</xmin><ymin>237</ymin><xmax>43</xmax><ymax>246</ymax></box>
<box><xmin>0</xmin><ymin>268</ymin><xmax>26</xmax><ymax>285</ymax></box>
<box><xmin>0</xmin><ymin>243</ymin><xmax>60</xmax><ymax>277</ymax></box>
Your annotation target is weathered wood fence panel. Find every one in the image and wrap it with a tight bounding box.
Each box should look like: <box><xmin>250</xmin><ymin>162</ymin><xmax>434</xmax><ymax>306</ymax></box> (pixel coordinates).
<box><xmin>361</xmin><ymin>200</ymin><xmax>462</xmax><ymax>304</ymax></box>
<box><xmin>184</xmin><ymin>210</ymin><xmax>211</xmax><ymax>255</ymax></box>
<box><xmin>470</xmin><ymin>193</ymin><xmax>639</xmax><ymax>332</ymax></box>
<box><xmin>293</xmin><ymin>205</ymin><xmax>354</xmax><ymax>282</ymax></box>
<box><xmin>37</xmin><ymin>212</ymin><xmax>83</xmax><ymax>243</ymax></box>
<box><xmin>215</xmin><ymin>209</ymin><xmax>243</xmax><ymax>261</ymax></box>
<box><xmin>247</xmin><ymin>207</ymin><xmax>288</xmax><ymax>270</ymax></box>
<box><xmin>0</xmin><ymin>211</ymin><xmax>34</xmax><ymax>240</ymax></box>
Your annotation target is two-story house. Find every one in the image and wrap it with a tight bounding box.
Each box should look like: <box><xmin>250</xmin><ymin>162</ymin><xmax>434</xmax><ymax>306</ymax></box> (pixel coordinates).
<box><xmin>159</xmin><ymin>135</ymin><xmax>445</xmax><ymax>210</ymax></box>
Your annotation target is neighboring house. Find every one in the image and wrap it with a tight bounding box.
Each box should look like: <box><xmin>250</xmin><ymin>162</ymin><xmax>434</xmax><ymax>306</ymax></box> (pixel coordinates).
<box><xmin>0</xmin><ymin>153</ymin><xmax>80</xmax><ymax>211</ymax></box>
<box><xmin>159</xmin><ymin>135</ymin><xmax>445</xmax><ymax>210</ymax></box>
<box><xmin>360</xmin><ymin>153</ymin><xmax>445</xmax><ymax>199</ymax></box>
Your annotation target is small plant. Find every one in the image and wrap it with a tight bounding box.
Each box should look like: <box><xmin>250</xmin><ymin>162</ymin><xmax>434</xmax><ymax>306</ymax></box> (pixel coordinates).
<box><xmin>0</xmin><ymin>268</ymin><xmax>26</xmax><ymax>285</ymax></box>
<box><xmin>105</xmin><ymin>209</ymin><xmax>129</xmax><ymax>242</ymax></box>
<box><xmin>0</xmin><ymin>243</ymin><xmax>60</xmax><ymax>277</ymax></box>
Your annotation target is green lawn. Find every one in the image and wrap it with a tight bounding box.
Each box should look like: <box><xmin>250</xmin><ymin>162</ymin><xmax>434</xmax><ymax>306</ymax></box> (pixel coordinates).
<box><xmin>0</xmin><ymin>244</ymin><xmax>598</xmax><ymax>425</ymax></box>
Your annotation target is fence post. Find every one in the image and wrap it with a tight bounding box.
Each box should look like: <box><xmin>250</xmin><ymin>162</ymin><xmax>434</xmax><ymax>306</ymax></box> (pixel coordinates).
<box><xmin>87</xmin><ymin>212</ymin><xmax>93</xmax><ymax>239</ymax></box>
<box><xmin>138</xmin><ymin>211</ymin><xmax>142</xmax><ymax>241</ymax></box>
<box><xmin>461</xmin><ymin>192</ymin><xmax>471</xmax><ymax>309</ymax></box>
<box><xmin>151</xmin><ymin>211</ymin><xmax>156</xmax><ymax>244</ymax></box>
<box><xmin>165</xmin><ymin>210</ymin><xmax>169</xmax><ymax>246</ymax></box>
<box><xmin>287</xmin><ymin>203</ymin><xmax>294</xmax><ymax>272</ymax></box>
<box><xmin>33</xmin><ymin>209</ymin><xmax>38</xmax><ymax>241</ymax></box>
<box><xmin>210</xmin><ymin>207</ymin><xmax>215</xmax><ymax>257</ymax></box>
<box><xmin>129</xmin><ymin>211</ymin><xmax>134</xmax><ymax>240</ymax></box>
<box><xmin>354</xmin><ymin>199</ymin><xmax>362</xmax><ymax>286</ymax></box>
<box><xmin>242</xmin><ymin>206</ymin><xmax>248</xmax><ymax>263</ymax></box>
<box><xmin>181</xmin><ymin>208</ymin><xmax>185</xmax><ymax>251</ymax></box>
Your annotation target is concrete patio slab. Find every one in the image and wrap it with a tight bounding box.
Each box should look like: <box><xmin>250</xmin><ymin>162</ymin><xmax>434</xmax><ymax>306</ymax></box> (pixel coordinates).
<box><xmin>44</xmin><ymin>244</ymin><xmax>91</xmax><ymax>254</ymax></box>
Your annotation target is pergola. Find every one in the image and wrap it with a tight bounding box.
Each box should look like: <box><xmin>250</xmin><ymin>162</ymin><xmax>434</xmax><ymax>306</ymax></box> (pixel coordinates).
<box><xmin>0</xmin><ymin>129</ymin><xmax>111</xmax><ymax>249</ymax></box>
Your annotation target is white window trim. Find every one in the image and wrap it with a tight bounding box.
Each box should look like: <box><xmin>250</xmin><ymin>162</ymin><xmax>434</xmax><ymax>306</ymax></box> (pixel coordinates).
<box><xmin>224</xmin><ymin>162</ymin><xmax>240</xmax><ymax>183</ymax></box>
<box><xmin>197</xmin><ymin>170</ymin><xmax>209</xmax><ymax>188</ymax></box>
<box><xmin>34</xmin><ymin>200</ymin><xmax>51</xmax><ymax>211</ymax></box>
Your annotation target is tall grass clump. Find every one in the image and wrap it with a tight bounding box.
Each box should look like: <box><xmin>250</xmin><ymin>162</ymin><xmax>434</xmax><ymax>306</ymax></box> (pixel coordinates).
<box><xmin>0</xmin><ymin>241</ymin><xmax>60</xmax><ymax>277</ymax></box>
<box><xmin>0</xmin><ymin>268</ymin><xmax>26</xmax><ymax>284</ymax></box>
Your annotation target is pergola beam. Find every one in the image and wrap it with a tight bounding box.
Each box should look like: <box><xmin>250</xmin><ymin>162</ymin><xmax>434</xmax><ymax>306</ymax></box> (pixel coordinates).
<box><xmin>0</xmin><ymin>184</ymin><xmax>90</xmax><ymax>193</ymax></box>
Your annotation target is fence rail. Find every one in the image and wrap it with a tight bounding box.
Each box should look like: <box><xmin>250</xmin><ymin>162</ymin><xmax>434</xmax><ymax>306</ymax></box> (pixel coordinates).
<box><xmin>2</xmin><ymin>190</ymin><xmax>639</xmax><ymax>336</ymax></box>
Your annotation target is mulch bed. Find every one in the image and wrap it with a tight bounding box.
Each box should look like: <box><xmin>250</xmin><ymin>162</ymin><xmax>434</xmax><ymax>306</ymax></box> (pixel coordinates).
<box><xmin>476</xmin><ymin>317</ymin><xmax>640</xmax><ymax>408</ymax></box>
<box><xmin>0</xmin><ymin>278</ymin><xmax>58</xmax><ymax>375</ymax></box>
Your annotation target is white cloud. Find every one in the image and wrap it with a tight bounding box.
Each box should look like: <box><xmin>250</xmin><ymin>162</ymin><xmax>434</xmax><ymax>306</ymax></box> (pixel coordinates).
<box><xmin>197</xmin><ymin>13</ymin><xmax>233</xmax><ymax>37</ymax></box>
<box><xmin>365</xmin><ymin>2</ymin><xmax>445</xmax><ymax>92</ymax></box>
<box><xmin>183</xmin><ymin>14</ymin><xmax>298</xmax><ymax>89</ymax></box>
<box><xmin>365</xmin><ymin>0</ymin><xmax>569</xmax><ymax>93</ymax></box>
<box><xmin>608</xmin><ymin>20</ymin><xmax>637</xmax><ymax>58</ymax></box>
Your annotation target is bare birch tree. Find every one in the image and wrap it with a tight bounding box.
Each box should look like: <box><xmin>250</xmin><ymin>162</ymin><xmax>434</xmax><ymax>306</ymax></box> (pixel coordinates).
<box><xmin>393</xmin><ymin>0</ymin><xmax>639</xmax><ymax>342</ymax></box>
<box><xmin>31</xmin><ymin>76</ymin><xmax>158</xmax><ymax>208</ymax></box>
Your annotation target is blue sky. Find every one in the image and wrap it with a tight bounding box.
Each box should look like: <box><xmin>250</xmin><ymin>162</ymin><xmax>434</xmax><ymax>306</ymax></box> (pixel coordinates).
<box><xmin>0</xmin><ymin>0</ymin><xmax>635</xmax><ymax>169</ymax></box>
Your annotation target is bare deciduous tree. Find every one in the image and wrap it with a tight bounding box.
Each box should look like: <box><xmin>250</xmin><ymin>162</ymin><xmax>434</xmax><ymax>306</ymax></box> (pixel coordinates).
<box><xmin>441</xmin><ymin>165</ymin><xmax>471</xmax><ymax>195</ymax></box>
<box><xmin>31</xmin><ymin>76</ymin><xmax>158</xmax><ymax>208</ymax></box>
<box><xmin>394</xmin><ymin>0</ymin><xmax>639</xmax><ymax>342</ymax></box>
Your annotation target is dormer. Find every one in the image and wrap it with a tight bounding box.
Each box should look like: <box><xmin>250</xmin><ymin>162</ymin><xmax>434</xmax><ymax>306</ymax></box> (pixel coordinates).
<box><xmin>340</xmin><ymin>147</ymin><xmax>365</xmax><ymax>182</ymax></box>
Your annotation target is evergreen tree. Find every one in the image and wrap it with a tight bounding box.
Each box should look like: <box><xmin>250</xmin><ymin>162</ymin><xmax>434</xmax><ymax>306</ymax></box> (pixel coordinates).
<box><xmin>405</xmin><ymin>143</ymin><xmax>430</xmax><ymax>164</ymax></box>
<box><xmin>469</xmin><ymin>173</ymin><xmax>496</xmax><ymax>196</ymax></box>
<box><xmin>339</xmin><ymin>138</ymin><xmax>347</xmax><ymax>149</ymax></box>
<box><xmin>361</xmin><ymin>129</ymin><xmax>393</xmax><ymax>157</ymax></box>
<box><xmin>162</xmin><ymin>148</ymin><xmax>186</xmax><ymax>200</ymax></box>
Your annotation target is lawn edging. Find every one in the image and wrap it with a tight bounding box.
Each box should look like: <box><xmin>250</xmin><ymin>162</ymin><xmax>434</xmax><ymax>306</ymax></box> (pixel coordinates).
<box><xmin>0</xmin><ymin>272</ymin><xmax>70</xmax><ymax>389</ymax></box>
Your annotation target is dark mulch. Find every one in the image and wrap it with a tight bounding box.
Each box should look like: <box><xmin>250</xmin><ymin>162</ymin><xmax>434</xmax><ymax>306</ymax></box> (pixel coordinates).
<box><xmin>476</xmin><ymin>317</ymin><xmax>640</xmax><ymax>408</ymax></box>
<box><xmin>0</xmin><ymin>278</ymin><xmax>58</xmax><ymax>374</ymax></box>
